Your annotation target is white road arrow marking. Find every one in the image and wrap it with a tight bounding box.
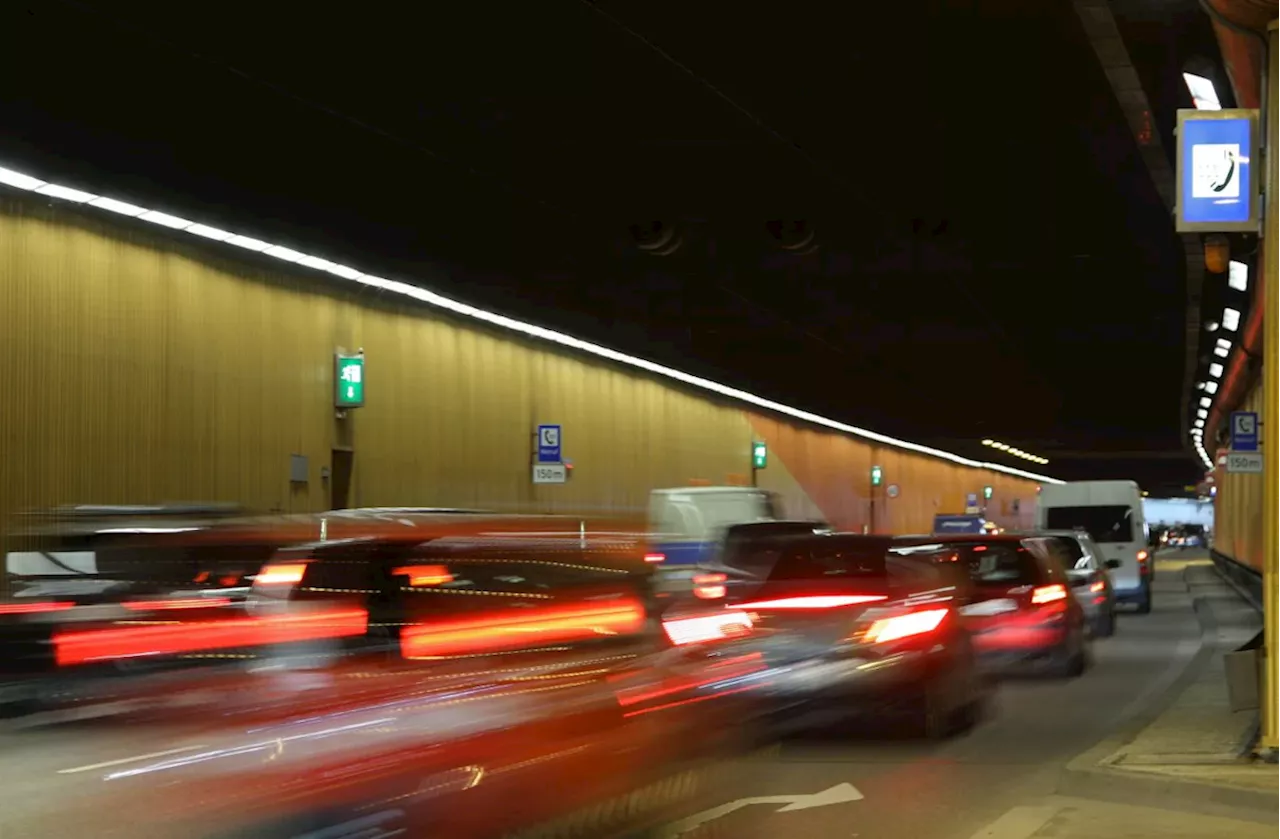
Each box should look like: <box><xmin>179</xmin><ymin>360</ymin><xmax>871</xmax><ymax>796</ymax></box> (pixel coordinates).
<box><xmin>663</xmin><ymin>782</ymin><xmax>863</xmax><ymax>836</ymax></box>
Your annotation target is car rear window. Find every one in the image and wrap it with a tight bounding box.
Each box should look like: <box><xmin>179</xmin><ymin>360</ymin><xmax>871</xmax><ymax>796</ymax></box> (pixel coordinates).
<box><xmin>1051</xmin><ymin>536</ymin><xmax>1085</xmax><ymax>563</ymax></box>
<box><xmin>952</xmin><ymin>543</ymin><xmax>1038</xmax><ymax>586</ymax></box>
<box><xmin>767</xmin><ymin>540</ymin><xmax>887</xmax><ymax>582</ymax></box>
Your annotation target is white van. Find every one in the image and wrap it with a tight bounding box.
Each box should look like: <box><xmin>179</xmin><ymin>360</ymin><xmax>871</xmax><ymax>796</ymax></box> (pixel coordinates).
<box><xmin>1036</xmin><ymin>481</ymin><xmax>1152</xmax><ymax>613</ymax></box>
<box><xmin>646</xmin><ymin>486</ymin><xmax>785</xmax><ymax>568</ymax></box>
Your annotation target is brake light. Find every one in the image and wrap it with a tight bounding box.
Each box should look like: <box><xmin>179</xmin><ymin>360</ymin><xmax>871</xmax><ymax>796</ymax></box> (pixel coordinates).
<box><xmin>54</xmin><ymin>608</ymin><xmax>368</xmax><ymax>667</ymax></box>
<box><xmin>392</xmin><ymin>565</ymin><xmax>453</xmax><ymax>586</ymax></box>
<box><xmin>736</xmin><ymin>595</ymin><xmax>887</xmax><ymax>610</ymax></box>
<box><xmin>863</xmin><ymin>608</ymin><xmax>948</xmax><ymax>644</ymax></box>
<box><xmin>402</xmin><ymin>600</ymin><xmax>646</xmax><ymax>658</ymax></box>
<box><xmin>693</xmin><ymin>573</ymin><xmax>727</xmax><ymax>600</ymax></box>
<box><xmin>1089</xmin><ymin>581</ymin><xmax>1105</xmax><ymax>593</ymax></box>
<box><xmin>254</xmin><ymin>563</ymin><xmax>308</xmax><ymax>585</ymax></box>
<box><xmin>644</xmin><ymin>553</ymin><xmax>666</xmax><ymax>564</ymax></box>
<box><xmin>663</xmin><ymin>611</ymin><xmax>754</xmax><ymax>646</ymax></box>
<box><xmin>1031</xmin><ymin>584</ymin><xmax>1068</xmax><ymax>605</ymax></box>
<box><xmin>1137</xmin><ymin>549</ymin><xmax>1151</xmax><ymax>576</ymax></box>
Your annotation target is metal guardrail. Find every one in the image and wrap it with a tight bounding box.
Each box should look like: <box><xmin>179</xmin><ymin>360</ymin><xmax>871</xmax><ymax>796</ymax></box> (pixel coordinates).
<box><xmin>1210</xmin><ymin>548</ymin><xmax>1263</xmax><ymax>612</ymax></box>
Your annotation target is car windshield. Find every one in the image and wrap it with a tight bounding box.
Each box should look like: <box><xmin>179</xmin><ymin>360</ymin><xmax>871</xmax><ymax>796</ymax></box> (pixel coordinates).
<box><xmin>1045</xmin><ymin>505</ymin><xmax>1134</xmax><ymax>543</ymax></box>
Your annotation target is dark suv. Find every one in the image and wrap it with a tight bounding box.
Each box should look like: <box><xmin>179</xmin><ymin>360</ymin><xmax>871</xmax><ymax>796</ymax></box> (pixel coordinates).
<box><xmin>894</xmin><ymin>534</ymin><xmax>1091</xmax><ymax>677</ymax></box>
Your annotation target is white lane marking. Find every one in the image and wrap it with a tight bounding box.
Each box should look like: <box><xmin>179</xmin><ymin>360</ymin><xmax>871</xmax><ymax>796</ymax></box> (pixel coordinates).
<box><xmin>965</xmin><ymin>805</ymin><xmax>1061</xmax><ymax>839</ymax></box>
<box><xmin>57</xmin><ymin>744</ymin><xmax>208</xmax><ymax>775</ymax></box>
<box><xmin>662</xmin><ymin>783</ymin><xmax>862</xmax><ymax>836</ymax></box>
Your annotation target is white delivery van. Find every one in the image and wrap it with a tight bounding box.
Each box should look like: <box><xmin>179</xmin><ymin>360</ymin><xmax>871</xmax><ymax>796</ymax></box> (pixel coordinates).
<box><xmin>1036</xmin><ymin>481</ymin><xmax>1152</xmax><ymax>613</ymax></box>
<box><xmin>646</xmin><ymin>486</ymin><xmax>785</xmax><ymax>568</ymax></box>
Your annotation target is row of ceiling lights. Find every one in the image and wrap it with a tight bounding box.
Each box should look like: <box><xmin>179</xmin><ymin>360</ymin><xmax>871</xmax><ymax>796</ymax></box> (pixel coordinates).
<box><xmin>1182</xmin><ymin>72</ymin><xmax>1248</xmax><ymax>473</ymax></box>
<box><xmin>0</xmin><ymin>161</ymin><xmax>1067</xmax><ymax>485</ymax></box>
<box><xmin>980</xmin><ymin>439</ymin><xmax>1049</xmax><ymax>465</ymax></box>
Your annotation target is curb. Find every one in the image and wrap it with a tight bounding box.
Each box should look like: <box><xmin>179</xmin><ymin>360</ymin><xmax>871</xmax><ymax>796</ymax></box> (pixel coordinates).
<box><xmin>1055</xmin><ymin>570</ymin><xmax>1277</xmax><ymax>823</ymax></box>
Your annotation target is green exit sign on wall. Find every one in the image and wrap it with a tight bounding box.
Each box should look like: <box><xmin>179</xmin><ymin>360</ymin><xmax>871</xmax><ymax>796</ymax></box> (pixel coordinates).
<box><xmin>335</xmin><ymin>353</ymin><xmax>365</xmax><ymax>409</ymax></box>
<box><xmin>752</xmin><ymin>442</ymin><xmax>768</xmax><ymax>469</ymax></box>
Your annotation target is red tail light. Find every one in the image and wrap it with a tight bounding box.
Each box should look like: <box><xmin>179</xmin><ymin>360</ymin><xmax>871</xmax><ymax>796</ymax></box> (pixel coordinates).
<box><xmin>1030</xmin><ymin>584</ymin><xmax>1068</xmax><ymax>605</ymax></box>
<box><xmin>736</xmin><ymin>595</ymin><xmax>887</xmax><ymax>610</ymax></box>
<box><xmin>391</xmin><ymin>565</ymin><xmax>453</xmax><ymax>586</ymax></box>
<box><xmin>401</xmin><ymin>599</ymin><xmax>646</xmax><ymax>658</ymax></box>
<box><xmin>644</xmin><ymin>553</ymin><xmax>666</xmax><ymax>564</ymax></box>
<box><xmin>54</xmin><ymin>608</ymin><xmax>368</xmax><ymax>666</ymax></box>
<box><xmin>663</xmin><ymin>611</ymin><xmax>754</xmax><ymax>646</ymax></box>
<box><xmin>863</xmin><ymin>608</ymin><xmax>948</xmax><ymax>644</ymax></box>
<box><xmin>693</xmin><ymin>573</ymin><xmax>727</xmax><ymax>600</ymax></box>
<box><xmin>254</xmin><ymin>563</ymin><xmax>308</xmax><ymax>586</ymax></box>
<box><xmin>1089</xmin><ymin>581</ymin><xmax>1106</xmax><ymax>593</ymax></box>
<box><xmin>1137</xmin><ymin>550</ymin><xmax>1151</xmax><ymax>576</ymax></box>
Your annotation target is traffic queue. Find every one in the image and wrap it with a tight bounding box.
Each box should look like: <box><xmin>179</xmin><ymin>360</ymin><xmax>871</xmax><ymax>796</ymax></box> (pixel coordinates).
<box><xmin>0</xmin><ymin>484</ymin><xmax>1144</xmax><ymax>838</ymax></box>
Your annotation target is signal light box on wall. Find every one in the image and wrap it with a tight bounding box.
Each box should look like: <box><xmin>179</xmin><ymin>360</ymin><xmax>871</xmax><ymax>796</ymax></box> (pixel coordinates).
<box><xmin>752</xmin><ymin>442</ymin><xmax>768</xmax><ymax>469</ymax></box>
<box><xmin>1175</xmin><ymin>109</ymin><xmax>1260</xmax><ymax>233</ymax></box>
<box><xmin>335</xmin><ymin>352</ymin><xmax>365</xmax><ymax>409</ymax></box>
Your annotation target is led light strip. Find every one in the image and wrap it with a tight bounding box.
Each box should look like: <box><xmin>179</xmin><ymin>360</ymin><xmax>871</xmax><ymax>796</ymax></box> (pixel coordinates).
<box><xmin>979</xmin><ymin>439</ymin><xmax>1049</xmax><ymax>465</ymax></box>
<box><xmin>0</xmin><ymin>162</ymin><xmax>1065</xmax><ymax>484</ymax></box>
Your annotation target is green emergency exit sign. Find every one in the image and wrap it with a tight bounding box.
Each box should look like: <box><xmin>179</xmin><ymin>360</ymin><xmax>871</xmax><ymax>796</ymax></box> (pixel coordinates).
<box><xmin>983</xmin><ymin>485</ymin><xmax>993</xmax><ymax>500</ymax></box>
<box><xmin>752</xmin><ymin>442</ymin><xmax>768</xmax><ymax>469</ymax></box>
<box><xmin>871</xmin><ymin>465</ymin><xmax>883</xmax><ymax>487</ymax></box>
<box><xmin>335</xmin><ymin>353</ymin><xmax>365</xmax><ymax>408</ymax></box>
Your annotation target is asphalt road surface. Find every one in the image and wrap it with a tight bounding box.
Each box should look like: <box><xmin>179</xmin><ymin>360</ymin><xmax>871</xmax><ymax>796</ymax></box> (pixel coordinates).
<box><xmin>657</xmin><ymin>554</ymin><xmax>1207</xmax><ymax>839</ymax></box>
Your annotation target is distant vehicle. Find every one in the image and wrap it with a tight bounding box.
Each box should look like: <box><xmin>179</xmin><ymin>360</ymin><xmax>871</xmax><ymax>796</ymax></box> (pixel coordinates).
<box><xmin>1035</xmin><ymin>481</ymin><xmax>1152</xmax><ymax>614</ymax></box>
<box><xmin>1165</xmin><ymin>524</ymin><xmax>1206</xmax><ymax>548</ymax></box>
<box><xmin>666</xmin><ymin>528</ymin><xmax>991</xmax><ymax>738</ymax></box>
<box><xmin>895</xmin><ymin>534</ymin><xmax>1092</xmax><ymax>678</ymax></box>
<box><xmin>932</xmin><ymin>514</ymin><xmax>990</xmax><ymax>535</ymax></box>
<box><xmin>646</xmin><ymin>486</ymin><xmax>789</xmax><ymax>568</ymax></box>
<box><xmin>1038</xmin><ymin>530</ymin><xmax>1119</xmax><ymax>638</ymax></box>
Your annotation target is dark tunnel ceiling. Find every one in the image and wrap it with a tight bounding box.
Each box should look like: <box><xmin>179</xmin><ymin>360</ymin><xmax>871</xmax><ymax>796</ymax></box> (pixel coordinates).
<box><xmin>0</xmin><ymin>0</ymin><xmax>1203</xmax><ymax>491</ymax></box>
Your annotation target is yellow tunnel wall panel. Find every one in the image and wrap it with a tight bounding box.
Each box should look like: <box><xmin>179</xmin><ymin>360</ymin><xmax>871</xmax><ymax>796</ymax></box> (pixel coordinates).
<box><xmin>0</xmin><ymin>194</ymin><xmax>1035</xmax><ymax>534</ymax></box>
<box><xmin>1213</xmin><ymin>381</ymin><xmax>1263</xmax><ymax>572</ymax></box>
<box><xmin>747</xmin><ymin>414</ymin><xmax>1039</xmax><ymax>533</ymax></box>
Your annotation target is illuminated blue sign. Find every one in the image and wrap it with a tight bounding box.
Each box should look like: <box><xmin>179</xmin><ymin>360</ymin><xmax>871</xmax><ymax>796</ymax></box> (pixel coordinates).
<box><xmin>1176</xmin><ymin>109</ymin><xmax>1259</xmax><ymax>233</ymax></box>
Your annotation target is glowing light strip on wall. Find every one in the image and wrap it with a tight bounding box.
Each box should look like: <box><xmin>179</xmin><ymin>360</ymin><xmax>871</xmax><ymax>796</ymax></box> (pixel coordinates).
<box><xmin>0</xmin><ymin>162</ymin><xmax>1065</xmax><ymax>484</ymax></box>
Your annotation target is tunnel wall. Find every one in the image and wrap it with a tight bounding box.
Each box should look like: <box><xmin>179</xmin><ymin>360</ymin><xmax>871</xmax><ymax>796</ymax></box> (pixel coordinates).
<box><xmin>0</xmin><ymin>194</ymin><xmax>1040</xmax><ymax>533</ymax></box>
<box><xmin>1212</xmin><ymin>380</ymin><xmax>1264</xmax><ymax>573</ymax></box>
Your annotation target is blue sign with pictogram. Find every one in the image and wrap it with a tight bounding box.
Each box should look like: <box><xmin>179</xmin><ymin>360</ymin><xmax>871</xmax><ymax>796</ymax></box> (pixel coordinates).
<box><xmin>536</xmin><ymin>424</ymin><xmax>562</xmax><ymax>463</ymax></box>
<box><xmin>1176</xmin><ymin>109</ymin><xmax>1260</xmax><ymax>233</ymax></box>
<box><xmin>1230</xmin><ymin>411</ymin><xmax>1258</xmax><ymax>452</ymax></box>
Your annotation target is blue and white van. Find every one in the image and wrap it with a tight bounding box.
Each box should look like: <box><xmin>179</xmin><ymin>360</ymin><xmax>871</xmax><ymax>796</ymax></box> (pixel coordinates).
<box><xmin>646</xmin><ymin>487</ymin><xmax>785</xmax><ymax>568</ymax></box>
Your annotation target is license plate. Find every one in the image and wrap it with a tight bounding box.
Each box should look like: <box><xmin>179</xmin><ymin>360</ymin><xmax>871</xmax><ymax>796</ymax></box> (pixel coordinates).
<box><xmin>962</xmin><ymin>599</ymin><xmax>1018</xmax><ymax>616</ymax></box>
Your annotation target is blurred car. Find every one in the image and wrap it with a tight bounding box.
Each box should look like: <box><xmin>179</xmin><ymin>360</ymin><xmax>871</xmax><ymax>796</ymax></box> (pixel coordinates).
<box><xmin>666</xmin><ymin>527</ymin><xmax>990</xmax><ymax>739</ymax></box>
<box><xmin>1039</xmin><ymin>529</ymin><xmax>1119</xmax><ymax>638</ymax></box>
<box><xmin>0</xmin><ymin>513</ymin><xmax>651</xmax><ymax>718</ymax></box>
<box><xmin>1</xmin><ymin>532</ymin><xmax>765</xmax><ymax>839</ymax></box>
<box><xmin>894</xmin><ymin>534</ymin><xmax>1092</xmax><ymax>678</ymax></box>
